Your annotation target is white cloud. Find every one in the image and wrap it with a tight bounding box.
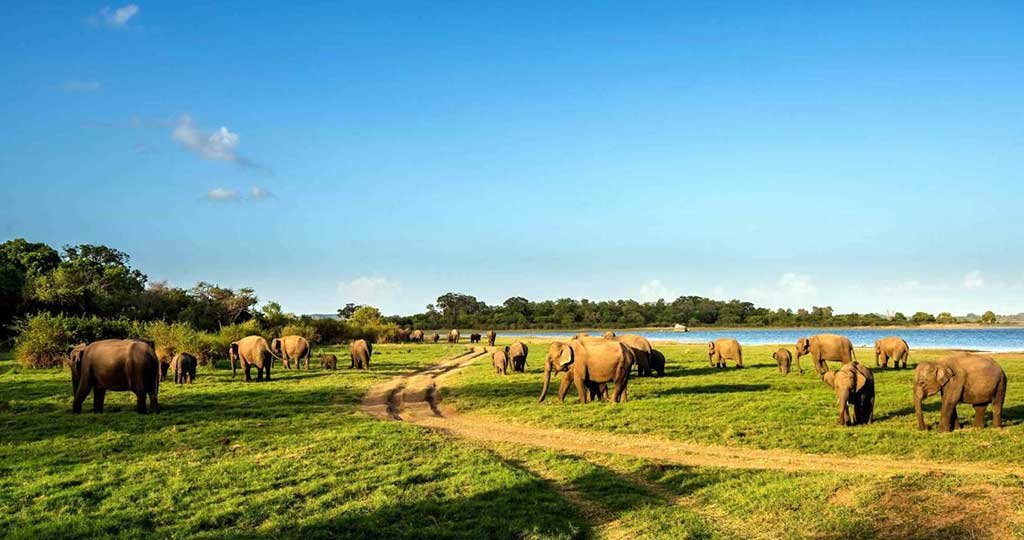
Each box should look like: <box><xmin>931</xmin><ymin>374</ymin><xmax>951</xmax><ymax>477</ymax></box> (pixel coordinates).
<box><xmin>249</xmin><ymin>186</ymin><xmax>272</xmax><ymax>199</ymax></box>
<box><xmin>92</xmin><ymin>4</ymin><xmax>139</xmax><ymax>27</ymax></box>
<box><xmin>338</xmin><ymin>277</ymin><xmax>402</xmax><ymax>308</ymax></box>
<box><xmin>778</xmin><ymin>273</ymin><xmax>817</xmax><ymax>295</ymax></box>
<box><xmin>964</xmin><ymin>270</ymin><xmax>985</xmax><ymax>289</ymax></box>
<box><xmin>62</xmin><ymin>80</ymin><xmax>102</xmax><ymax>93</ymax></box>
<box><xmin>205</xmin><ymin>187</ymin><xmax>239</xmax><ymax>201</ymax></box>
<box><xmin>171</xmin><ymin>115</ymin><xmax>267</xmax><ymax>171</ymax></box>
<box><xmin>638</xmin><ymin>279</ymin><xmax>675</xmax><ymax>302</ymax></box>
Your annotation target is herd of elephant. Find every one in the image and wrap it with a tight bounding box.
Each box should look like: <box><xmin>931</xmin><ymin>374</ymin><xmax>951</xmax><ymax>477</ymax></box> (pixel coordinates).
<box><xmin>64</xmin><ymin>329</ymin><xmax>1008</xmax><ymax>433</ymax></box>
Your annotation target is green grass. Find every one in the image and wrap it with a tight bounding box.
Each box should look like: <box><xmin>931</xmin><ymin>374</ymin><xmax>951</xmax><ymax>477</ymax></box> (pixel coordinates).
<box><xmin>0</xmin><ymin>345</ymin><xmax>586</xmax><ymax>539</ymax></box>
<box><xmin>3</xmin><ymin>342</ymin><xmax>1023</xmax><ymax>539</ymax></box>
<box><xmin>444</xmin><ymin>341</ymin><xmax>1024</xmax><ymax>463</ymax></box>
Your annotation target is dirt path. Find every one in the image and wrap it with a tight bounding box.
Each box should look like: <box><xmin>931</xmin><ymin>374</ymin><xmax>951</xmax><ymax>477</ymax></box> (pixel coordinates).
<box><xmin>360</xmin><ymin>348</ymin><xmax>1024</xmax><ymax>478</ymax></box>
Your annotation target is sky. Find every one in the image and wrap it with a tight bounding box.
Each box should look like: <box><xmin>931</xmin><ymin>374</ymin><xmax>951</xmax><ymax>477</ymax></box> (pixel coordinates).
<box><xmin>2</xmin><ymin>2</ymin><xmax>1023</xmax><ymax>316</ymax></box>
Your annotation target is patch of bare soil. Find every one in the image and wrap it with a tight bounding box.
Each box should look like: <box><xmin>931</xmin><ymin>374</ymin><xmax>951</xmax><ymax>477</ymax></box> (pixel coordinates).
<box><xmin>869</xmin><ymin>484</ymin><xmax>1024</xmax><ymax>540</ymax></box>
<box><xmin>359</xmin><ymin>350</ymin><xmax>1024</xmax><ymax>479</ymax></box>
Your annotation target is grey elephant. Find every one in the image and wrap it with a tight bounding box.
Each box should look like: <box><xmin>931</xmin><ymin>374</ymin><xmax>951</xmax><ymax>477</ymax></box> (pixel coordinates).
<box><xmin>350</xmin><ymin>339</ymin><xmax>372</xmax><ymax>370</ymax></box>
<box><xmin>822</xmin><ymin>362</ymin><xmax>874</xmax><ymax>426</ymax></box>
<box><xmin>539</xmin><ymin>339</ymin><xmax>635</xmax><ymax>403</ymax></box>
<box><xmin>70</xmin><ymin>339</ymin><xmax>160</xmax><ymax>414</ymax></box>
<box><xmin>875</xmin><ymin>336</ymin><xmax>910</xmax><ymax>369</ymax></box>
<box><xmin>172</xmin><ymin>352</ymin><xmax>197</xmax><ymax>384</ymax></box>
<box><xmin>319</xmin><ymin>352</ymin><xmax>338</xmax><ymax>370</ymax></box>
<box><xmin>508</xmin><ymin>341</ymin><xmax>529</xmax><ymax>373</ymax></box>
<box><xmin>649</xmin><ymin>349</ymin><xmax>666</xmax><ymax>376</ymax></box>
<box><xmin>229</xmin><ymin>336</ymin><xmax>278</xmax><ymax>382</ymax></box>
<box><xmin>795</xmin><ymin>334</ymin><xmax>855</xmax><ymax>375</ymax></box>
<box><xmin>707</xmin><ymin>338</ymin><xmax>743</xmax><ymax>368</ymax></box>
<box><xmin>772</xmin><ymin>348</ymin><xmax>793</xmax><ymax>375</ymax></box>
<box><xmin>486</xmin><ymin>330</ymin><xmax>497</xmax><ymax>346</ymax></box>
<box><xmin>271</xmin><ymin>335</ymin><xmax>311</xmax><ymax>370</ymax></box>
<box><xmin>914</xmin><ymin>353</ymin><xmax>1006</xmax><ymax>432</ymax></box>
<box><xmin>491</xmin><ymin>349</ymin><xmax>510</xmax><ymax>375</ymax></box>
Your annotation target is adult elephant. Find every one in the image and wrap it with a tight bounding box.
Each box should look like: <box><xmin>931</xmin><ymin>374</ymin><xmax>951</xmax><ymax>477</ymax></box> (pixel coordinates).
<box><xmin>469</xmin><ymin>333</ymin><xmax>482</xmax><ymax>344</ymax></box>
<box><xmin>409</xmin><ymin>329</ymin><xmax>425</xmax><ymax>343</ymax></box>
<box><xmin>538</xmin><ymin>339</ymin><xmax>634</xmax><ymax>403</ymax></box>
<box><xmin>707</xmin><ymin>338</ymin><xmax>743</xmax><ymax>368</ymax></box>
<box><xmin>822</xmin><ymin>362</ymin><xmax>874</xmax><ymax>426</ymax></box>
<box><xmin>616</xmin><ymin>334</ymin><xmax>654</xmax><ymax>376</ymax></box>
<box><xmin>772</xmin><ymin>348</ymin><xmax>793</xmax><ymax>375</ymax></box>
<box><xmin>350</xmin><ymin>339</ymin><xmax>373</xmax><ymax>370</ymax></box>
<box><xmin>795</xmin><ymin>334</ymin><xmax>854</xmax><ymax>375</ymax></box>
<box><xmin>574</xmin><ymin>332</ymin><xmax>591</xmax><ymax>340</ymax></box>
<box><xmin>70</xmin><ymin>339</ymin><xmax>160</xmax><ymax>414</ymax></box>
<box><xmin>396</xmin><ymin>328</ymin><xmax>412</xmax><ymax>343</ymax></box>
<box><xmin>271</xmin><ymin>335</ymin><xmax>312</xmax><ymax>370</ymax></box>
<box><xmin>486</xmin><ymin>330</ymin><xmax>497</xmax><ymax>347</ymax></box>
<box><xmin>914</xmin><ymin>353</ymin><xmax>1006</xmax><ymax>432</ymax></box>
<box><xmin>448</xmin><ymin>329</ymin><xmax>460</xmax><ymax>343</ymax></box>
<box><xmin>875</xmin><ymin>336</ymin><xmax>910</xmax><ymax>369</ymax></box>
<box><xmin>229</xmin><ymin>336</ymin><xmax>278</xmax><ymax>382</ymax></box>
<box><xmin>172</xmin><ymin>352</ymin><xmax>197</xmax><ymax>384</ymax></box>
<box><xmin>602</xmin><ymin>331</ymin><xmax>616</xmax><ymax>339</ymax></box>
<box><xmin>508</xmin><ymin>341</ymin><xmax>529</xmax><ymax>373</ymax></box>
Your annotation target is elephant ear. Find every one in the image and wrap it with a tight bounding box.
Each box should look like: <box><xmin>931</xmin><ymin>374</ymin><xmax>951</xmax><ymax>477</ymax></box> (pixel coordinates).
<box><xmin>822</xmin><ymin>371</ymin><xmax>836</xmax><ymax>389</ymax></box>
<box><xmin>706</xmin><ymin>341</ymin><xmax>714</xmax><ymax>351</ymax></box>
<box><xmin>936</xmin><ymin>365</ymin><xmax>954</xmax><ymax>387</ymax></box>
<box><xmin>556</xmin><ymin>344</ymin><xmax>574</xmax><ymax>368</ymax></box>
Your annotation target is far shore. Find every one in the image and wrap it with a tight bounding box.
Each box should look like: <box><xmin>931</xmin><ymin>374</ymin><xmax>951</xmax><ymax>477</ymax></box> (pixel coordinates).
<box><xmin>477</xmin><ymin>323</ymin><xmax>1023</xmax><ymax>333</ymax></box>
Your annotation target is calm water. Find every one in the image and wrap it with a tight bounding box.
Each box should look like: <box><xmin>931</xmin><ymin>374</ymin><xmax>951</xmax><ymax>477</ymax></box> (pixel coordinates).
<box><xmin>503</xmin><ymin>328</ymin><xmax>1024</xmax><ymax>352</ymax></box>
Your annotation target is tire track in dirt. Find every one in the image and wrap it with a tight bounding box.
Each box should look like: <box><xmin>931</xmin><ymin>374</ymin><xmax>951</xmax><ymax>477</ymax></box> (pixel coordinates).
<box><xmin>360</xmin><ymin>349</ymin><xmax>1024</xmax><ymax>479</ymax></box>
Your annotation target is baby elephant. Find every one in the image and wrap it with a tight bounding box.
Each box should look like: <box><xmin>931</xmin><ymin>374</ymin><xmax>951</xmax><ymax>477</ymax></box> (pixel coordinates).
<box><xmin>469</xmin><ymin>333</ymin><xmax>482</xmax><ymax>344</ymax></box>
<box><xmin>707</xmin><ymin>339</ymin><xmax>743</xmax><ymax>368</ymax></box>
<box><xmin>822</xmin><ymin>362</ymin><xmax>874</xmax><ymax>426</ymax></box>
<box><xmin>772</xmin><ymin>348</ymin><xmax>793</xmax><ymax>375</ymax></box>
<box><xmin>491</xmin><ymin>349</ymin><xmax>510</xmax><ymax>375</ymax></box>
<box><xmin>913</xmin><ymin>353</ymin><xmax>1006</xmax><ymax>432</ymax></box>
<box><xmin>172</xmin><ymin>353</ymin><xmax>198</xmax><ymax>385</ymax></box>
<box><xmin>319</xmin><ymin>352</ymin><xmax>338</xmax><ymax>370</ymax></box>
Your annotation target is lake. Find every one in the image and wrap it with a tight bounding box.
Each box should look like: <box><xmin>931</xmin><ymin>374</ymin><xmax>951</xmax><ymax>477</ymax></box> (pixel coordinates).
<box><xmin>502</xmin><ymin>327</ymin><xmax>1024</xmax><ymax>352</ymax></box>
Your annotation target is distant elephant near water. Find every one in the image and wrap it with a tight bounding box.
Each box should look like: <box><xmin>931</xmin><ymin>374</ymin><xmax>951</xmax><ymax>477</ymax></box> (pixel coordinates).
<box><xmin>469</xmin><ymin>333</ymin><xmax>482</xmax><ymax>344</ymax></box>
<box><xmin>172</xmin><ymin>352</ymin><xmax>197</xmax><ymax>384</ymax></box>
<box><xmin>486</xmin><ymin>330</ymin><xmax>497</xmax><ymax>346</ymax></box>
<box><xmin>875</xmin><ymin>336</ymin><xmax>909</xmax><ymax>369</ymax></box>
<box><xmin>707</xmin><ymin>339</ymin><xmax>743</xmax><ymax>368</ymax></box>
<box><xmin>432</xmin><ymin>333</ymin><xmax>440</xmax><ymax>343</ymax></box>
<box><xmin>795</xmin><ymin>334</ymin><xmax>855</xmax><ymax>375</ymax></box>
<box><xmin>448</xmin><ymin>329</ymin><xmax>460</xmax><ymax>343</ymax></box>
<box><xmin>271</xmin><ymin>336</ymin><xmax>311</xmax><ymax>370</ymax></box>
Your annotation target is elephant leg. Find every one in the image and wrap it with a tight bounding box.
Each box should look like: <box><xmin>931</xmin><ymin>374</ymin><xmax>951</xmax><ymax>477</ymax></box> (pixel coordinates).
<box><xmin>73</xmin><ymin>377</ymin><xmax>92</xmax><ymax>414</ymax></box>
<box><xmin>557</xmin><ymin>373</ymin><xmax>572</xmax><ymax>403</ymax></box>
<box><xmin>264</xmin><ymin>362</ymin><xmax>272</xmax><ymax>381</ymax></box>
<box><xmin>149</xmin><ymin>390</ymin><xmax>159</xmax><ymax>414</ymax></box>
<box><xmin>93</xmin><ymin>388</ymin><xmax>106</xmax><ymax>413</ymax></box>
<box><xmin>973</xmin><ymin>406</ymin><xmax>986</xmax><ymax>428</ymax></box>
<box><xmin>135</xmin><ymin>391</ymin><xmax>147</xmax><ymax>413</ymax></box>
<box><xmin>573</xmin><ymin>375</ymin><xmax>587</xmax><ymax>404</ymax></box>
<box><xmin>938</xmin><ymin>397</ymin><xmax>956</xmax><ymax>432</ymax></box>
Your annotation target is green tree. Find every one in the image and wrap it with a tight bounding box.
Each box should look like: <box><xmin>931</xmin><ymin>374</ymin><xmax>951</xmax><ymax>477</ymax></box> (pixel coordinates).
<box><xmin>911</xmin><ymin>311</ymin><xmax>936</xmax><ymax>324</ymax></box>
<box><xmin>936</xmin><ymin>312</ymin><xmax>955</xmax><ymax>324</ymax></box>
<box><xmin>181</xmin><ymin>282</ymin><xmax>258</xmax><ymax>331</ymax></box>
<box><xmin>31</xmin><ymin>244</ymin><xmax>146</xmax><ymax>318</ymax></box>
<box><xmin>981</xmin><ymin>310</ymin><xmax>997</xmax><ymax>324</ymax></box>
<box><xmin>892</xmin><ymin>312</ymin><xmax>907</xmax><ymax>323</ymax></box>
<box><xmin>349</xmin><ymin>306</ymin><xmax>383</xmax><ymax>327</ymax></box>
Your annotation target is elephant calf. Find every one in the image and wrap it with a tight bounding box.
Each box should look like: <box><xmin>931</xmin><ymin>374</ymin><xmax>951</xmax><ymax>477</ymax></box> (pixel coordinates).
<box><xmin>772</xmin><ymin>348</ymin><xmax>793</xmax><ymax>375</ymax></box>
<box><xmin>822</xmin><ymin>362</ymin><xmax>874</xmax><ymax>426</ymax></box>
<box><xmin>707</xmin><ymin>339</ymin><xmax>743</xmax><ymax>368</ymax></box>
<box><xmin>491</xmin><ymin>349</ymin><xmax>510</xmax><ymax>375</ymax></box>
<box><xmin>319</xmin><ymin>352</ymin><xmax>338</xmax><ymax>370</ymax></box>
<box><xmin>508</xmin><ymin>342</ymin><xmax>529</xmax><ymax>373</ymax></box>
<box><xmin>172</xmin><ymin>353</ymin><xmax>198</xmax><ymax>384</ymax></box>
<box><xmin>469</xmin><ymin>333</ymin><xmax>482</xmax><ymax>344</ymax></box>
<box><xmin>649</xmin><ymin>349</ymin><xmax>666</xmax><ymax>376</ymax></box>
<box><xmin>914</xmin><ymin>354</ymin><xmax>1006</xmax><ymax>432</ymax></box>
<box><xmin>875</xmin><ymin>336</ymin><xmax>910</xmax><ymax>369</ymax></box>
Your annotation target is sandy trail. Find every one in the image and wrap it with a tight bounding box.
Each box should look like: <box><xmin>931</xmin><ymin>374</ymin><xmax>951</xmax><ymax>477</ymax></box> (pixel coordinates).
<box><xmin>360</xmin><ymin>348</ymin><xmax>1023</xmax><ymax>478</ymax></box>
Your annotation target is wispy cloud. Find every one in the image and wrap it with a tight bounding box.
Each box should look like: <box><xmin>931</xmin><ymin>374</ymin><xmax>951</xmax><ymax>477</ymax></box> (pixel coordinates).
<box><xmin>205</xmin><ymin>188</ymin><xmax>240</xmax><ymax>202</ymax></box>
<box><xmin>171</xmin><ymin>115</ymin><xmax>268</xmax><ymax>172</ymax></box>
<box><xmin>748</xmin><ymin>273</ymin><xmax>819</xmax><ymax>308</ymax></box>
<box><xmin>638</xmin><ymin>279</ymin><xmax>675</xmax><ymax>302</ymax></box>
<box><xmin>964</xmin><ymin>270</ymin><xmax>985</xmax><ymax>289</ymax></box>
<box><xmin>89</xmin><ymin>4</ymin><xmax>139</xmax><ymax>28</ymax></box>
<box><xmin>338</xmin><ymin>277</ymin><xmax>402</xmax><ymax>308</ymax></box>
<box><xmin>62</xmin><ymin>80</ymin><xmax>102</xmax><ymax>93</ymax></box>
<box><xmin>249</xmin><ymin>186</ymin><xmax>273</xmax><ymax>199</ymax></box>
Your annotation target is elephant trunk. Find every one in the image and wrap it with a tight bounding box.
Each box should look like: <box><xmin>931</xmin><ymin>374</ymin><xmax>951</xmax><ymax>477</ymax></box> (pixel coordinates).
<box><xmin>539</xmin><ymin>361</ymin><xmax>552</xmax><ymax>402</ymax></box>
<box><xmin>914</xmin><ymin>386</ymin><xmax>926</xmax><ymax>430</ymax></box>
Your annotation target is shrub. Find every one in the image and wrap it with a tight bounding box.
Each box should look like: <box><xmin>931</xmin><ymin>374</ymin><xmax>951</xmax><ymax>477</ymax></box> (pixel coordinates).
<box><xmin>218</xmin><ymin>320</ymin><xmax>266</xmax><ymax>344</ymax></box>
<box><xmin>280</xmin><ymin>323</ymin><xmax>320</xmax><ymax>344</ymax></box>
<box><xmin>14</xmin><ymin>313</ymin><xmax>73</xmax><ymax>368</ymax></box>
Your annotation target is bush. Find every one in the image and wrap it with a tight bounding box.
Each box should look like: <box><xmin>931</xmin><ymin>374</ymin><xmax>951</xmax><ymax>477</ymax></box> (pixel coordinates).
<box><xmin>280</xmin><ymin>323</ymin><xmax>320</xmax><ymax>344</ymax></box>
<box><xmin>14</xmin><ymin>313</ymin><xmax>73</xmax><ymax>368</ymax></box>
<box><xmin>218</xmin><ymin>320</ymin><xmax>266</xmax><ymax>344</ymax></box>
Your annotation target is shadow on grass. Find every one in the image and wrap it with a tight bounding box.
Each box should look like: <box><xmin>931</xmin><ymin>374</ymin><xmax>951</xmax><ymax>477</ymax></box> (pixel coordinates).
<box><xmin>650</xmin><ymin>384</ymin><xmax>770</xmax><ymax>397</ymax></box>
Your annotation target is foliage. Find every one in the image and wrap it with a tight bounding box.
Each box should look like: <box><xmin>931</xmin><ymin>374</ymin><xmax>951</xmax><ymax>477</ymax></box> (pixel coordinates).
<box><xmin>280</xmin><ymin>323</ymin><xmax>320</xmax><ymax>344</ymax></box>
<box><xmin>218</xmin><ymin>320</ymin><xmax>266</xmax><ymax>344</ymax></box>
<box><xmin>179</xmin><ymin>282</ymin><xmax>259</xmax><ymax>332</ymax></box>
<box><xmin>936</xmin><ymin>312</ymin><xmax>955</xmax><ymax>324</ymax></box>
<box><xmin>982</xmin><ymin>310</ymin><xmax>998</xmax><ymax>324</ymax></box>
<box><xmin>13</xmin><ymin>313</ymin><xmax>73</xmax><ymax>368</ymax></box>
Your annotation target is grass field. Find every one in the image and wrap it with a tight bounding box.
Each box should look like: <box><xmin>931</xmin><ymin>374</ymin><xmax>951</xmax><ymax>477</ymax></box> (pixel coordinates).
<box><xmin>1</xmin><ymin>341</ymin><xmax>1023</xmax><ymax>539</ymax></box>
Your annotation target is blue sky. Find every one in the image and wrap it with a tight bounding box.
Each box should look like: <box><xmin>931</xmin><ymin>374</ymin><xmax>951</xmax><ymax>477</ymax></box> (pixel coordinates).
<box><xmin>2</xmin><ymin>2</ymin><xmax>1023</xmax><ymax>315</ymax></box>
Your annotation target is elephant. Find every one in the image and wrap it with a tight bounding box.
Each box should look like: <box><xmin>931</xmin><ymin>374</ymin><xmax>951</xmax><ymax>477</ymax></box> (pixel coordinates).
<box><xmin>70</xmin><ymin>339</ymin><xmax>160</xmax><ymax>414</ymax></box>
<box><xmin>396</xmin><ymin>328</ymin><xmax>412</xmax><ymax>343</ymax></box>
<box><xmin>707</xmin><ymin>338</ymin><xmax>743</xmax><ymax>368</ymax></box>
<box><xmin>448</xmin><ymin>329</ymin><xmax>460</xmax><ymax>343</ymax></box>
<box><xmin>822</xmin><ymin>362</ymin><xmax>874</xmax><ymax>426</ymax></box>
<box><xmin>602</xmin><ymin>331</ymin><xmax>616</xmax><ymax>339</ymax></box>
<box><xmin>649</xmin><ymin>349</ymin><xmax>666</xmax><ymax>376</ymax></box>
<box><xmin>538</xmin><ymin>352</ymin><xmax>610</xmax><ymax>402</ymax></box>
<box><xmin>875</xmin><ymin>336</ymin><xmax>910</xmax><ymax>369</ymax></box>
<box><xmin>795</xmin><ymin>334</ymin><xmax>855</xmax><ymax>375</ymax></box>
<box><xmin>172</xmin><ymin>352</ymin><xmax>197</xmax><ymax>385</ymax></box>
<box><xmin>508</xmin><ymin>341</ymin><xmax>529</xmax><ymax>373</ymax></box>
<box><xmin>431</xmin><ymin>333</ymin><xmax>440</xmax><ymax>343</ymax></box>
<box><xmin>574</xmin><ymin>332</ymin><xmax>591</xmax><ymax>340</ymax></box>
<box><xmin>913</xmin><ymin>354</ymin><xmax>1006</xmax><ymax>432</ymax></box>
<box><xmin>469</xmin><ymin>333</ymin><xmax>482</xmax><ymax>344</ymax></box>
<box><xmin>230</xmin><ymin>336</ymin><xmax>278</xmax><ymax>382</ymax></box>
<box><xmin>772</xmin><ymin>348</ymin><xmax>793</xmax><ymax>375</ymax></box>
<box><xmin>486</xmin><ymin>330</ymin><xmax>497</xmax><ymax>347</ymax></box>
<box><xmin>491</xmin><ymin>349</ymin><xmax>510</xmax><ymax>375</ymax></box>
<box><xmin>156</xmin><ymin>345</ymin><xmax>176</xmax><ymax>381</ymax></box>
<box><xmin>616</xmin><ymin>334</ymin><xmax>654</xmax><ymax>376</ymax></box>
<box><xmin>538</xmin><ymin>339</ymin><xmax>634</xmax><ymax>403</ymax></box>
<box><xmin>350</xmin><ymin>339</ymin><xmax>373</xmax><ymax>370</ymax></box>
<box><xmin>409</xmin><ymin>329</ymin><xmax>425</xmax><ymax>343</ymax></box>
<box><xmin>271</xmin><ymin>335</ymin><xmax>312</xmax><ymax>370</ymax></box>
<box><xmin>319</xmin><ymin>352</ymin><xmax>338</xmax><ymax>370</ymax></box>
